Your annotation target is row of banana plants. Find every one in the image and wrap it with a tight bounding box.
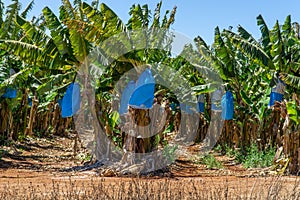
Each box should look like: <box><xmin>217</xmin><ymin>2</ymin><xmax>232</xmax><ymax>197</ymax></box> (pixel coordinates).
<box><xmin>193</xmin><ymin>14</ymin><xmax>300</xmax><ymax>174</ymax></box>
<box><xmin>0</xmin><ymin>0</ymin><xmax>179</xmax><ymax>160</ymax></box>
<box><xmin>0</xmin><ymin>0</ymin><xmax>299</xmax><ymax>174</ymax></box>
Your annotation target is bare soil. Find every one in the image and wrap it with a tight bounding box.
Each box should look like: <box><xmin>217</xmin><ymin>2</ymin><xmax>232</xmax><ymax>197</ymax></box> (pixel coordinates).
<box><xmin>0</xmin><ymin>135</ymin><xmax>299</xmax><ymax>199</ymax></box>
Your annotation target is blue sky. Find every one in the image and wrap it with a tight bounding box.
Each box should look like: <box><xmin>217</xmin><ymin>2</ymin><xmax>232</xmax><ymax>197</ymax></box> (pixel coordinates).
<box><xmin>3</xmin><ymin>0</ymin><xmax>300</xmax><ymax>45</ymax></box>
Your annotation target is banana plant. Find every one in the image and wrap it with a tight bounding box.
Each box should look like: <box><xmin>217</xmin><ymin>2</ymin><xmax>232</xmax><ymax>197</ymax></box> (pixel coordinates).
<box><xmin>221</xmin><ymin>15</ymin><xmax>300</xmax><ymax>173</ymax></box>
<box><xmin>0</xmin><ymin>0</ymin><xmax>41</xmax><ymax>140</ymax></box>
<box><xmin>0</xmin><ymin>0</ymin><xmax>89</xmax><ymax>139</ymax></box>
<box><xmin>224</xmin><ymin>15</ymin><xmax>300</xmax><ymax>93</ymax></box>
<box><xmin>222</xmin><ymin>17</ymin><xmax>299</xmax><ymax>121</ymax></box>
<box><xmin>80</xmin><ymin>1</ymin><xmax>177</xmax><ymax>110</ymax></box>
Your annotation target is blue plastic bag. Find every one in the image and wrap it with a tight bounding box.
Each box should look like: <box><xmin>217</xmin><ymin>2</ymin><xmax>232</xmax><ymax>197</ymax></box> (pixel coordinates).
<box><xmin>61</xmin><ymin>83</ymin><xmax>81</xmax><ymax>118</ymax></box>
<box><xmin>2</xmin><ymin>69</ymin><xmax>17</xmax><ymax>99</ymax></box>
<box><xmin>119</xmin><ymin>80</ymin><xmax>135</xmax><ymax>115</ymax></box>
<box><xmin>2</xmin><ymin>88</ymin><xmax>17</xmax><ymax>98</ymax></box>
<box><xmin>28</xmin><ymin>97</ymin><xmax>32</xmax><ymax>106</ymax></box>
<box><xmin>197</xmin><ymin>94</ymin><xmax>205</xmax><ymax>113</ymax></box>
<box><xmin>135</xmin><ymin>68</ymin><xmax>155</xmax><ymax>87</ymax></box>
<box><xmin>129</xmin><ymin>84</ymin><xmax>155</xmax><ymax>109</ymax></box>
<box><xmin>221</xmin><ymin>91</ymin><xmax>234</xmax><ymax>120</ymax></box>
<box><xmin>129</xmin><ymin>69</ymin><xmax>155</xmax><ymax>109</ymax></box>
<box><xmin>269</xmin><ymin>92</ymin><xmax>284</xmax><ymax>107</ymax></box>
<box><xmin>180</xmin><ymin>103</ymin><xmax>193</xmax><ymax>114</ymax></box>
<box><xmin>170</xmin><ymin>102</ymin><xmax>178</xmax><ymax>111</ymax></box>
<box><xmin>211</xmin><ymin>89</ymin><xmax>222</xmax><ymax>111</ymax></box>
<box><xmin>268</xmin><ymin>78</ymin><xmax>285</xmax><ymax>107</ymax></box>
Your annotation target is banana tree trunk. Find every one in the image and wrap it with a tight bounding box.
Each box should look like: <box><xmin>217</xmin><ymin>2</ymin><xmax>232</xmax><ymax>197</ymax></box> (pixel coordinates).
<box><xmin>121</xmin><ymin>103</ymin><xmax>168</xmax><ymax>166</ymax></box>
<box><xmin>0</xmin><ymin>100</ymin><xmax>12</xmax><ymax>141</ymax></box>
<box><xmin>8</xmin><ymin>109</ymin><xmax>13</xmax><ymax>139</ymax></box>
<box><xmin>0</xmin><ymin>101</ymin><xmax>9</xmax><ymax>137</ymax></box>
<box><xmin>126</xmin><ymin>107</ymin><xmax>151</xmax><ymax>154</ymax></box>
<box><xmin>282</xmin><ymin>93</ymin><xmax>300</xmax><ymax>174</ymax></box>
<box><xmin>25</xmin><ymin>94</ymin><xmax>38</xmax><ymax>136</ymax></box>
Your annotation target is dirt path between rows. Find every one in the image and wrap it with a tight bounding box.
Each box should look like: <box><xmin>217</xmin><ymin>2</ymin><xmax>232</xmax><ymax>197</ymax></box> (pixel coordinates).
<box><xmin>0</xmin><ymin>135</ymin><xmax>299</xmax><ymax>199</ymax></box>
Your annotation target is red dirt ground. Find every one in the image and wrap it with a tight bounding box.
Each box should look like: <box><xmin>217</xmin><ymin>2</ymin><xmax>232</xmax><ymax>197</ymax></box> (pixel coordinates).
<box><xmin>0</xmin><ymin>135</ymin><xmax>299</xmax><ymax>199</ymax></box>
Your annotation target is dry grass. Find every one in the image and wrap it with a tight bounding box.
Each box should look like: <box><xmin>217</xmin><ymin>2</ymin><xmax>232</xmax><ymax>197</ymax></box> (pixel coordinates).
<box><xmin>0</xmin><ymin>176</ymin><xmax>299</xmax><ymax>200</ymax></box>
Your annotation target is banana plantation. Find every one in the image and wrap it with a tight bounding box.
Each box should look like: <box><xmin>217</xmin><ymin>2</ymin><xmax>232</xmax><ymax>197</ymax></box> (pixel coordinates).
<box><xmin>0</xmin><ymin>0</ymin><xmax>300</xmax><ymax>183</ymax></box>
